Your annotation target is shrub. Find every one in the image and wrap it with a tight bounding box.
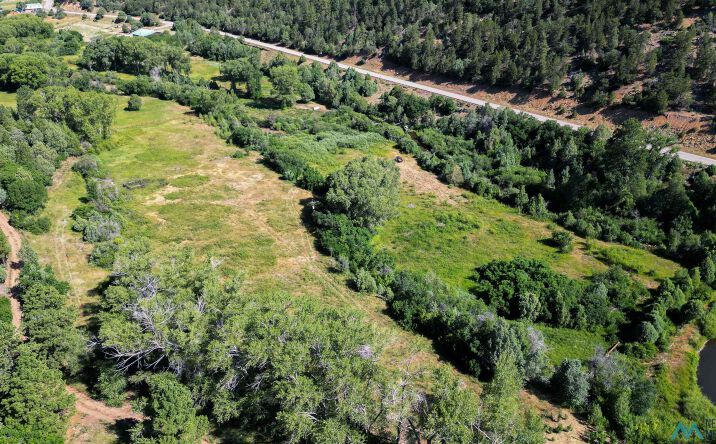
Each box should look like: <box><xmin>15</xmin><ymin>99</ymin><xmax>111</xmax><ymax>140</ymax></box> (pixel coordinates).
<box><xmin>262</xmin><ymin>148</ymin><xmax>325</xmax><ymax>192</ymax></box>
<box><xmin>551</xmin><ymin>359</ymin><xmax>589</xmax><ymax>409</ymax></box>
<box><xmin>126</xmin><ymin>94</ymin><xmax>142</xmax><ymax>111</ymax></box>
<box><xmin>388</xmin><ymin>271</ymin><xmax>546</xmax><ymax>380</ymax></box>
<box><xmin>354</xmin><ymin>268</ymin><xmax>378</xmax><ymax>293</ymax></box>
<box><xmin>6</xmin><ymin>180</ymin><xmax>47</xmax><ymax>213</ymax></box>
<box><xmin>637</xmin><ymin>321</ymin><xmax>659</xmax><ymax>344</ymax></box>
<box><xmin>132</xmin><ymin>373</ymin><xmax>209</xmax><ymax>442</ymax></box>
<box><xmin>9</xmin><ymin>211</ymin><xmax>50</xmax><ymax>234</ymax></box>
<box><xmin>71</xmin><ymin>155</ymin><xmax>101</xmax><ymax>178</ymax></box>
<box><xmin>89</xmin><ymin>241</ymin><xmax>119</xmax><ymax>268</ymax></box>
<box><xmin>471</xmin><ymin>257</ymin><xmax>583</xmax><ymax>328</ymax></box>
<box><xmin>700</xmin><ymin>307</ymin><xmax>716</xmax><ymax>339</ymax></box>
<box><xmin>94</xmin><ymin>362</ymin><xmax>126</xmax><ymax>407</ymax></box>
<box><xmin>682</xmin><ymin>300</ymin><xmax>706</xmax><ymax>323</ymax></box>
<box><xmin>325</xmin><ymin>157</ymin><xmax>400</xmax><ymax>228</ymax></box>
<box><xmin>551</xmin><ymin>230</ymin><xmax>574</xmax><ymax>253</ymax></box>
<box><xmin>0</xmin><ymin>298</ymin><xmax>11</xmax><ymax>324</ymax></box>
<box><xmin>231</xmin><ymin>149</ymin><xmax>248</xmax><ymax>159</ymax></box>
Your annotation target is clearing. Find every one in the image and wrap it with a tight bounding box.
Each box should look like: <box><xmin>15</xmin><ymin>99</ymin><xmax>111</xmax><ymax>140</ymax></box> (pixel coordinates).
<box><xmin>31</xmin><ymin>94</ymin><xmax>588</xmax><ymax>442</ymax></box>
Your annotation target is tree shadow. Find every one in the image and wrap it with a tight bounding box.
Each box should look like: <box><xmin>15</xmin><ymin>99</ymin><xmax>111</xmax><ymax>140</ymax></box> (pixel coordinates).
<box><xmin>298</xmin><ymin>196</ymin><xmax>324</xmax><ymax>250</ymax></box>
<box><xmin>110</xmin><ymin>418</ymin><xmax>140</xmax><ymax>443</ymax></box>
<box><xmin>246</xmin><ymin>97</ymin><xmax>285</xmax><ymax>111</ymax></box>
<box><xmin>81</xmin><ymin>277</ymin><xmax>112</xmax><ymax>333</ymax></box>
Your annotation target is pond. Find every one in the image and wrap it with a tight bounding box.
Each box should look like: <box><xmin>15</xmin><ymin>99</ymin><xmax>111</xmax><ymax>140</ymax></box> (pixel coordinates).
<box><xmin>698</xmin><ymin>339</ymin><xmax>716</xmax><ymax>404</ymax></box>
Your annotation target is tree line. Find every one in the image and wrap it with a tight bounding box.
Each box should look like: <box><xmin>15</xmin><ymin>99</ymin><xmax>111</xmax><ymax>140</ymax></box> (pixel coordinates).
<box><xmin>108</xmin><ymin>0</ymin><xmax>716</xmax><ymax>114</ymax></box>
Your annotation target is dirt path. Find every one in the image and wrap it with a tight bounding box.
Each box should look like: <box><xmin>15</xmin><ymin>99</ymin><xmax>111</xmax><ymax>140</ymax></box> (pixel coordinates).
<box><xmin>648</xmin><ymin>324</ymin><xmax>699</xmax><ymax>376</ymax></box>
<box><xmin>0</xmin><ymin>212</ymin><xmax>22</xmax><ymax>330</ymax></box>
<box><xmin>68</xmin><ymin>386</ymin><xmax>143</xmax><ymax>423</ymax></box>
<box><xmin>523</xmin><ymin>391</ymin><xmax>588</xmax><ymax>444</ymax></box>
<box><xmin>66</xmin><ymin>386</ymin><xmax>144</xmax><ymax>443</ymax></box>
<box><xmin>0</xmin><ymin>162</ymin><xmax>143</xmax><ymax>443</ymax></box>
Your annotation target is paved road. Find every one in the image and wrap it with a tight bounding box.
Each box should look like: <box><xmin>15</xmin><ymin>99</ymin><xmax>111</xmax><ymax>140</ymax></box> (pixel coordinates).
<box><xmin>60</xmin><ymin>10</ymin><xmax>716</xmax><ymax>166</ymax></box>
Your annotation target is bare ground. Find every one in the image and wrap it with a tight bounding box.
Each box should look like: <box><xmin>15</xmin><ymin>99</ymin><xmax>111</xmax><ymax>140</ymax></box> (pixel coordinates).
<box><xmin>0</xmin><ymin>212</ymin><xmax>22</xmax><ymax>330</ymax></box>
<box><xmin>393</xmin><ymin>151</ymin><xmax>465</xmax><ymax>205</ymax></box>
<box><xmin>66</xmin><ymin>386</ymin><xmax>143</xmax><ymax>443</ymax></box>
<box><xmin>648</xmin><ymin>323</ymin><xmax>699</xmax><ymax>376</ymax></box>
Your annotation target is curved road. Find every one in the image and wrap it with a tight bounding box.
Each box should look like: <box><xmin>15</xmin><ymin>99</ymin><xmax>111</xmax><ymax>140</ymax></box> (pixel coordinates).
<box><xmin>60</xmin><ymin>10</ymin><xmax>716</xmax><ymax>166</ymax></box>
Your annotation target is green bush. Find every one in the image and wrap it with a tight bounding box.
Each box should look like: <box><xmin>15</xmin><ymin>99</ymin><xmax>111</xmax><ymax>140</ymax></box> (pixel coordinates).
<box><xmin>700</xmin><ymin>307</ymin><xmax>716</xmax><ymax>339</ymax></box>
<box><xmin>354</xmin><ymin>268</ymin><xmax>377</xmax><ymax>293</ymax></box>
<box><xmin>6</xmin><ymin>180</ymin><xmax>47</xmax><ymax>213</ymax></box>
<box><xmin>89</xmin><ymin>241</ymin><xmax>118</xmax><ymax>268</ymax></box>
<box><xmin>325</xmin><ymin>157</ymin><xmax>400</xmax><ymax>228</ymax></box>
<box><xmin>550</xmin><ymin>359</ymin><xmax>589</xmax><ymax>409</ymax></box>
<box><xmin>95</xmin><ymin>362</ymin><xmax>126</xmax><ymax>407</ymax></box>
<box><xmin>551</xmin><ymin>230</ymin><xmax>573</xmax><ymax>253</ymax></box>
<box><xmin>8</xmin><ymin>211</ymin><xmax>50</xmax><ymax>234</ymax></box>
<box><xmin>126</xmin><ymin>94</ymin><xmax>142</xmax><ymax>111</ymax></box>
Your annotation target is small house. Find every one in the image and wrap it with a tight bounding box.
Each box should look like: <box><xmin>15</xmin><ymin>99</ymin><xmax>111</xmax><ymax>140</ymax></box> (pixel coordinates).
<box><xmin>20</xmin><ymin>3</ymin><xmax>43</xmax><ymax>13</ymax></box>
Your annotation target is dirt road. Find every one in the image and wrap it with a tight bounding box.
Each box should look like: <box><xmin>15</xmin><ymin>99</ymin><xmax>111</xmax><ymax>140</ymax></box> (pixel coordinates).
<box><xmin>0</xmin><ymin>212</ymin><xmax>22</xmax><ymax>330</ymax></box>
<box><xmin>0</xmin><ymin>184</ymin><xmax>142</xmax><ymax>442</ymax></box>
<box><xmin>67</xmin><ymin>386</ymin><xmax>143</xmax><ymax>423</ymax></box>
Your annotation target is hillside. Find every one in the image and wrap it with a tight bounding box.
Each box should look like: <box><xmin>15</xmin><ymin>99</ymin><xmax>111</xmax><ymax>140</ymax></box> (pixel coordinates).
<box><xmin>109</xmin><ymin>0</ymin><xmax>716</xmax><ymax>155</ymax></box>
<box><xmin>0</xmin><ymin>11</ymin><xmax>715</xmax><ymax>443</ymax></box>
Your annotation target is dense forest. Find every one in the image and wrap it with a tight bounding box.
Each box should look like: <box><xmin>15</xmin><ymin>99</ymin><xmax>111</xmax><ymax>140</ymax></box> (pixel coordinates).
<box><xmin>110</xmin><ymin>0</ymin><xmax>716</xmax><ymax>115</ymax></box>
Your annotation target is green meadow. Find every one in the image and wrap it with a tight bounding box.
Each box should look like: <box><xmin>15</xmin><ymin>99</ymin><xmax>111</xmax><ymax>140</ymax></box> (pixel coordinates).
<box><xmin>374</xmin><ymin>187</ymin><xmax>680</xmax><ymax>291</ymax></box>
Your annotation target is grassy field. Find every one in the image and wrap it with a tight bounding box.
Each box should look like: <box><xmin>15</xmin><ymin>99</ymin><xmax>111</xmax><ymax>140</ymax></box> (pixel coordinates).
<box><xmin>373</xmin><ymin>186</ymin><xmax>680</xmax><ymax>291</ymax></box>
<box><xmin>540</xmin><ymin>325</ymin><xmax>608</xmax><ymax>365</ymax></box>
<box><xmin>0</xmin><ymin>0</ymin><xmax>16</xmax><ymax>11</ymax></box>
<box><xmin>0</xmin><ymin>91</ymin><xmax>16</xmax><ymax>108</ymax></box>
<box><xmin>50</xmin><ymin>15</ymin><xmax>125</xmax><ymax>40</ymax></box>
<box><xmin>270</xmin><ymin>130</ymin><xmax>394</xmax><ymax>175</ymax></box>
<box><xmin>189</xmin><ymin>57</ymin><xmax>221</xmax><ymax>81</ymax></box>
<box><xmin>26</xmin><ymin>160</ymin><xmax>108</xmax><ymax>322</ymax></box>
<box><xmin>33</xmin><ymin>96</ymin><xmax>446</xmax><ymax>378</ymax></box>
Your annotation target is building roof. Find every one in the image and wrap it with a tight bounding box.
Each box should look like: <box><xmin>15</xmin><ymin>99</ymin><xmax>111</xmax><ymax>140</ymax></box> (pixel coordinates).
<box><xmin>25</xmin><ymin>3</ymin><xmax>43</xmax><ymax>9</ymax></box>
<box><xmin>131</xmin><ymin>28</ymin><xmax>158</xmax><ymax>37</ymax></box>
